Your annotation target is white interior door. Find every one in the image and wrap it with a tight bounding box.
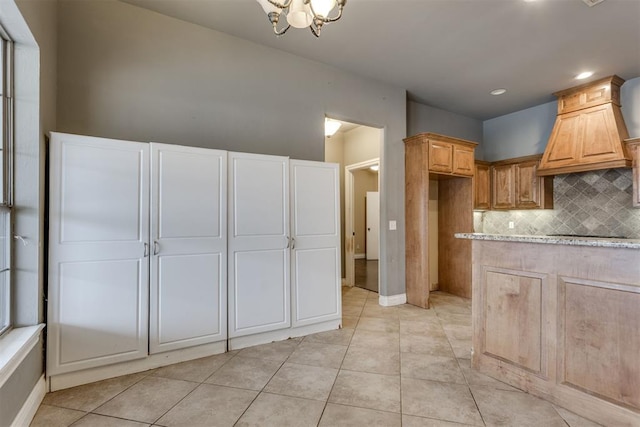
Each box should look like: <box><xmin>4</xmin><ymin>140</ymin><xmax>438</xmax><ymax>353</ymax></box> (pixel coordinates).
<box><xmin>149</xmin><ymin>143</ymin><xmax>227</xmax><ymax>354</ymax></box>
<box><xmin>47</xmin><ymin>132</ymin><xmax>150</xmax><ymax>376</ymax></box>
<box><xmin>366</xmin><ymin>191</ymin><xmax>380</xmax><ymax>260</ymax></box>
<box><xmin>228</xmin><ymin>152</ymin><xmax>290</xmax><ymax>338</ymax></box>
<box><xmin>290</xmin><ymin>160</ymin><xmax>341</xmax><ymax>327</ymax></box>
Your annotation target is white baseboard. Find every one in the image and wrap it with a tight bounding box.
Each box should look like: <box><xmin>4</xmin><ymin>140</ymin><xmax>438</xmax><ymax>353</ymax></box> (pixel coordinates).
<box><xmin>228</xmin><ymin>319</ymin><xmax>340</xmax><ymax>351</ymax></box>
<box><xmin>49</xmin><ymin>341</ymin><xmax>226</xmax><ymax>391</ymax></box>
<box><xmin>11</xmin><ymin>374</ymin><xmax>46</xmax><ymax>427</ymax></box>
<box><xmin>379</xmin><ymin>293</ymin><xmax>407</xmax><ymax>306</ymax></box>
<box><xmin>354</xmin><ymin>253</ymin><xmax>365</xmax><ymax>259</ymax></box>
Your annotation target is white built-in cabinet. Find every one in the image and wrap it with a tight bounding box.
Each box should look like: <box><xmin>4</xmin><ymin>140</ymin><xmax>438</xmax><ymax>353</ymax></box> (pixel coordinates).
<box><xmin>289</xmin><ymin>160</ymin><xmax>341</xmax><ymax>328</ymax></box>
<box><xmin>47</xmin><ymin>132</ymin><xmax>340</xmax><ymax>385</ymax></box>
<box><xmin>228</xmin><ymin>152</ymin><xmax>291</xmax><ymax>340</ymax></box>
<box><xmin>149</xmin><ymin>144</ymin><xmax>227</xmax><ymax>354</ymax></box>
<box><xmin>48</xmin><ymin>134</ymin><xmax>151</xmax><ymax>375</ymax></box>
<box><xmin>227</xmin><ymin>155</ymin><xmax>341</xmax><ymax>348</ymax></box>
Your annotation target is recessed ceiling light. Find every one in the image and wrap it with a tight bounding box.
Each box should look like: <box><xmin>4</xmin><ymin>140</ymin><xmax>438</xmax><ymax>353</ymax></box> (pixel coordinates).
<box><xmin>490</xmin><ymin>88</ymin><xmax>507</xmax><ymax>96</ymax></box>
<box><xmin>575</xmin><ymin>71</ymin><xmax>594</xmax><ymax>80</ymax></box>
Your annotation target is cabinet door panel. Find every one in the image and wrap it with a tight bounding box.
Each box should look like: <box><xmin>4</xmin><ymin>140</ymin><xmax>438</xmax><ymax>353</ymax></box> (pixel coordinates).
<box><xmin>429</xmin><ymin>141</ymin><xmax>453</xmax><ymax>173</ymax></box>
<box><xmin>156</xmin><ymin>254</ymin><xmax>222</xmax><ymax>345</ymax></box>
<box><xmin>228</xmin><ymin>152</ymin><xmax>290</xmax><ymax>338</ymax></box>
<box><xmin>491</xmin><ymin>164</ymin><xmax>515</xmax><ymax>209</ymax></box>
<box><xmin>453</xmin><ymin>146</ymin><xmax>474</xmax><ymax>176</ymax></box>
<box><xmin>59</xmin><ymin>260</ymin><xmax>144</xmax><ymax>366</ymax></box>
<box><xmin>233</xmin><ymin>249</ymin><xmax>289</xmax><ymax>333</ymax></box>
<box><xmin>150</xmin><ymin>144</ymin><xmax>227</xmax><ymax>354</ymax></box>
<box><xmin>290</xmin><ymin>161</ymin><xmax>341</xmax><ymax>327</ymax></box>
<box><xmin>48</xmin><ymin>133</ymin><xmax>149</xmax><ymax>375</ymax></box>
<box><xmin>515</xmin><ymin>161</ymin><xmax>540</xmax><ymax>208</ymax></box>
<box><xmin>474</xmin><ymin>163</ymin><xmax>491</xmax><ymax>210</ymax></box>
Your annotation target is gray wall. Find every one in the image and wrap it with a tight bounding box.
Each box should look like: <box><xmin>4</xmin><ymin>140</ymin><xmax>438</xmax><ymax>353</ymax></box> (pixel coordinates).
<box><xmin>482</xmin><ymin>76</ymin><xmax>640</xmax><ymax>161</ymax></box>
<box><xmin>407</xmin><ymin>100</ymin><xmax>484</xmax><ymax>156</ymax></box>
<box><xmin>0</xmin><ymin>336</ymin><xmax>44</xmax><ymax>426</ymax></box>
<box><xmin>57</xmin><ymin>0</ymin><xmax>407</xmax><ymax>297</ymax></box>
<box><xmin>0</xmin><ymin>0</ymin><xmax>56</xmax><ymax>424</ymax></box>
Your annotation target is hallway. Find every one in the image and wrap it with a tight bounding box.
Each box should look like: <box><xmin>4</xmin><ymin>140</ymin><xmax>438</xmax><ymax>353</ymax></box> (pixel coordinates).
<box><xmin>354</xmin><ymin>259</ymin><xmax>378</xmax><ymax>293</ymax></box>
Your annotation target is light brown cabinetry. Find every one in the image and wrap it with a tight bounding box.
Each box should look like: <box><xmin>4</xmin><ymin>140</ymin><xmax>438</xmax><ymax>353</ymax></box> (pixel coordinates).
<box><xmin>471</xmin><ymin>239</ymin><xmax>640</xmax><ymax>426</ymax></box>
<box><xmin>538</xmin><ymin>75</ymin><xmax>631</xmax><ymax>175</ymax></box>
<box><xmin>473</xmin><ymin>161</ymin><xmax>491</xmax><ymax>210</ymax></box>
<box><xmin>491</xmin><ymin>155</ymin><xmax>553</xmax><ymax>210</ymax></box>
<box><xmin>427</xmin><ymin>136</ymin><xmax>475</xmax><ymax>177</ymax></box>
<box><xmin>625</xmin><ymin>137</ymin><xmax>640</xmax><ymax>208</ymax></box>
<box><xmin>404</xmin><ymin>133</ymin><xmax>477</xmax><ymax>307</ymax></box>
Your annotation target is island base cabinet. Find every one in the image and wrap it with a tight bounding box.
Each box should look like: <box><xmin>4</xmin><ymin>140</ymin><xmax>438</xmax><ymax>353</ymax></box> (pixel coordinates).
<box><xmin>471</xmin><ymin>240</ymin><xmax>640</xmax><ymax>426</ymax></box>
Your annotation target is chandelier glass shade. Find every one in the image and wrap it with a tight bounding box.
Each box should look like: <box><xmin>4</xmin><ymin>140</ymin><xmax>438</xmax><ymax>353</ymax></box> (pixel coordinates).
<box><xmin>256</xmin><ymin>0</ymin><xmax>346</xmax><ymax>37</ymax></box>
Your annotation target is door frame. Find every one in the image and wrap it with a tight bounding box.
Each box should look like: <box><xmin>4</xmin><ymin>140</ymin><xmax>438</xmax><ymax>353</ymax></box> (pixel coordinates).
<box><xmin>344</xmin><ymin>158</ymin><xmax>380</xmax><ymax>288</ymax></box>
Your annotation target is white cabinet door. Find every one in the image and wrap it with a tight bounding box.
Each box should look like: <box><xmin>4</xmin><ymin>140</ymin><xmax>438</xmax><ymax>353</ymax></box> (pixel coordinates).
<box><xmin>48</xmin><ymin>132</ymin><xmax>150</xmax><ymax>375</ymax></box>
<box><xmin>149</xmin><ymin>143</ymin><xmax>227</xmax><ymax>354</ymax></box>
<box><xmin>228</xmin><ymin>152</ymin><xmax>290</xmax><ymax>338</ymax></box>
<box><xmin>290</xmin><ymin>160</ymin><xmax>341</xmax><ymax>327</ymax></box>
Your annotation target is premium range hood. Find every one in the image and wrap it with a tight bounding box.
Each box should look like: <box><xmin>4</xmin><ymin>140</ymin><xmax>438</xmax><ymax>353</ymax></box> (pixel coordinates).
<box><xmin>537</xmin><ymin>75</ymin><xmax>632</xmax><ymax>176</ymax></box>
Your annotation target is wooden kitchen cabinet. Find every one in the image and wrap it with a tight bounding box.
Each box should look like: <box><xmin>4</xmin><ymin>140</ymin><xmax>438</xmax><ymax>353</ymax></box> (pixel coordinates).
<box><xmin>491</xmin><ymin>155</ymin><xmax>553</xmax><ymax>210</ymax></box>
<box><xmin>404</xmin><ymin>132</ymin><xmax>478</xmax><ymax>307</ymax></box>
<box><xmin>471</xmin><ymin>238</ymin><xmax>640</xmax><ymax>426</ymax></box>
<box><xmin>427</xmin><ymin>135</ymin><xmax>475</xmax><ymax>177</ymax></box>
<box><xmin>473</xmin><ymin>161</ymin><xmax>491</xmax><ymax>210</ymax></box>
<box><xmin>625</xmin><ymin>137</ymin><xmax>640</xmax><ymax>208</ymax></box>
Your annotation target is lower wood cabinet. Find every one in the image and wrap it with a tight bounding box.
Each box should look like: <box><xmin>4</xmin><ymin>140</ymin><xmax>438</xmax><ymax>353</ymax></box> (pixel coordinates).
<box><xmin>472</xmin><ymin>239</ymin><xmax>640</xmax><ymax>426</ymax></box>
<box><xmin>47</xmin><ymin>133</ymin><xmax>340</xmax><ymax>390</ymax></box>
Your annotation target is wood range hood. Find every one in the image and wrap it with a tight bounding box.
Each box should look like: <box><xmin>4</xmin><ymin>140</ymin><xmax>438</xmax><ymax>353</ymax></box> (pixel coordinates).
<box><xmin>537</xmin><ymin>75</ymin><xmax>632</xmax><ymax>176</ymax></box>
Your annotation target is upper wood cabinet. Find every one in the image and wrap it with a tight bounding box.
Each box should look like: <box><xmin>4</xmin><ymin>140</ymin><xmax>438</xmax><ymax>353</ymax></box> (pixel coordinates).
<box><xmin>474</xmin><ymin>161</ymin><xmax>491</xmax><ymax>210</ymax></box>
<box><xmin>491</xmin><ymin>155</ymin><xmax>553</xmax><ymax>210</ymax></box>
<box><xmin>625</xmin><ymin>137</ymin><xmax>640</xmax><ymax>208</ymax></box>
<box><xmin>415</xmin><ymin>133</ymin><xmax>476</xmax><ymax>177</ymax></box>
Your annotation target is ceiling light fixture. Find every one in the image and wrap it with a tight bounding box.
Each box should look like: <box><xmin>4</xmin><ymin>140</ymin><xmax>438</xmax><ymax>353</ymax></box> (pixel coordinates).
<box><xmin>370</xmin><ymin>165</ymin><xmax>379</xmax><ymax>172</ymax></box>
<box><xmin>256</xmin><ymin>0</ymin><xmax>346</xmax><ymax>37</ymax></box>
<box><xmin>575</xmin><ymin>71</ymin><xmax>594</xmax><ymax>80</ymax></box>
<box><xmin>490</xmin><ymin>88</ymin><xmax>507</xmax><ymax>96</ymax></box>
<box><xmin>325</xmin><ymin>118</ymin><xmax>342</xmax><ymax>137</ymax></box>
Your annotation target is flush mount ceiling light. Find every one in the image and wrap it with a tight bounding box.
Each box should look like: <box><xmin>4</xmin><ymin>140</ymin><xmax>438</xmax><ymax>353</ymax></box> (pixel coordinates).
<box><xmin>325</xmin><ymin>118</ymin><xmax>342</xmax><ymax>137</ymax></box>
<box><xmin>490</xmin><ymin>88</ymin><xmax>507</xmax><ymax>96</ymax></box>
<box><xmin>256</xmin><ymin>0</ymin><xmax>346</xmax><ymax>37</ymax></box>
<box><xmin>369</xmin><ymin>165</ymin><xmax>379</xmax><ymax>172</ymax></box>
<box><xmin>575</xmin><ymin>71</ymin><xmax>594</xmax><ymax>80</ymax></box>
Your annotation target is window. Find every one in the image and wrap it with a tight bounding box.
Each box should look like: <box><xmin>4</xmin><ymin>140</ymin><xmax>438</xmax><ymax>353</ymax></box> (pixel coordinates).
<box><xmin>0</xmin><ymin>28</ymin><xmax>13</xmax><ymax>336</ymax></box>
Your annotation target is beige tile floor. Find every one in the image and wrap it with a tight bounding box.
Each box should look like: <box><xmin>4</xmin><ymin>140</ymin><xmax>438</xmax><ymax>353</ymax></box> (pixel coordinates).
<box><xmin>31</xmin><ymin>288</ymin><xmax>602</xmax><ymax>427</ymax></box>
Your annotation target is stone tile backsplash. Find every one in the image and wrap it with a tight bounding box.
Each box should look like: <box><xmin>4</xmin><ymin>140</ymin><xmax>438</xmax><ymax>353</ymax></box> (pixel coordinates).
<box><xmin>478</xmin><ymin>168</ymin><xmax>640</xmax><ymax>238</ymax></box>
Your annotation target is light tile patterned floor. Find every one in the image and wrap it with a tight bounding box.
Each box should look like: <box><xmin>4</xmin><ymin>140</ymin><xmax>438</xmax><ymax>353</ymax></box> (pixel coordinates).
<box><xmin>31</xmin><ymin>288</ymin><xmax>600</xmax><ymax>427</ymax></box>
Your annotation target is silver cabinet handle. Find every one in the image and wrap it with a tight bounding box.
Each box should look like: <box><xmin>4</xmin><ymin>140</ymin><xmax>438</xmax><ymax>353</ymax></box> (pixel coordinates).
<box><xmin>291</xmin><ymin>237</ymin><xmax>296</xmax><ymax>250</ymax></box>
<box><xmin>286</xmin><ymin>236</ymin><xmax>290</xmax><ymax>249</ymax></box>
<box><xmin>143</xmin><ymin>242</ymin><xmax>149</xmax><ymax>257</ymax></box>
<box><xmin>153</xmin><ymin>241</ymin><xmax>160</xmax><ymax>255</ymax></box>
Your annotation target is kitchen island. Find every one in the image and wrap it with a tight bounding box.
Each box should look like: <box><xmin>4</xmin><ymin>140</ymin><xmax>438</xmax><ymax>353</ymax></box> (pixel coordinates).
<box><xmin>456</xmin><ymin>233</ymin><xmax>640</xmax><ymax>426</ymax></box>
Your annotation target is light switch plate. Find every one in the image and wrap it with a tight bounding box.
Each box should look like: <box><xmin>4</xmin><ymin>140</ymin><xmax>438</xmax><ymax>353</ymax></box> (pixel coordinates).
<box><xmin>389</xmin><ymin>220</ymin><xmax>397</xmax><ymax>230</ymax></box>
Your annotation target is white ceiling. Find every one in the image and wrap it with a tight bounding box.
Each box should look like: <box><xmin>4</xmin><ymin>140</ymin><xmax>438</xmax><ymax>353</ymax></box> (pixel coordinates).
<box><xmin>120</xmin><ymin>0</ymin><xmax>640</xmax><ymax>120</ymax></box>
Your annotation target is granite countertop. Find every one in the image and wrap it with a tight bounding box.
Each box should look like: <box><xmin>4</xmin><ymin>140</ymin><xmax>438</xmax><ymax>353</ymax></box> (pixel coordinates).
<box><xmin>454</xmin><ymin>233</ymin><xmax>640</xmax><ymax>249</ymax></box>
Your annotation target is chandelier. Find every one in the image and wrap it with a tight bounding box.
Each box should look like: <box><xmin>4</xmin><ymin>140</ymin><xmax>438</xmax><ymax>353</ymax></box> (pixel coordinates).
<box><xmin>256</xmin><ymin>0</ymin><xmax>347</xmax><ymax>37</ymax></box>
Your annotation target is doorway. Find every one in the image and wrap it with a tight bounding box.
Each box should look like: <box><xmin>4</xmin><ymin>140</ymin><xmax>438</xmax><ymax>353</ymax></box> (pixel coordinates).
<box><xmin>323</xmin><ymin>119</ymin><xmax>382</xmax><ymax>293</ymax></box>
